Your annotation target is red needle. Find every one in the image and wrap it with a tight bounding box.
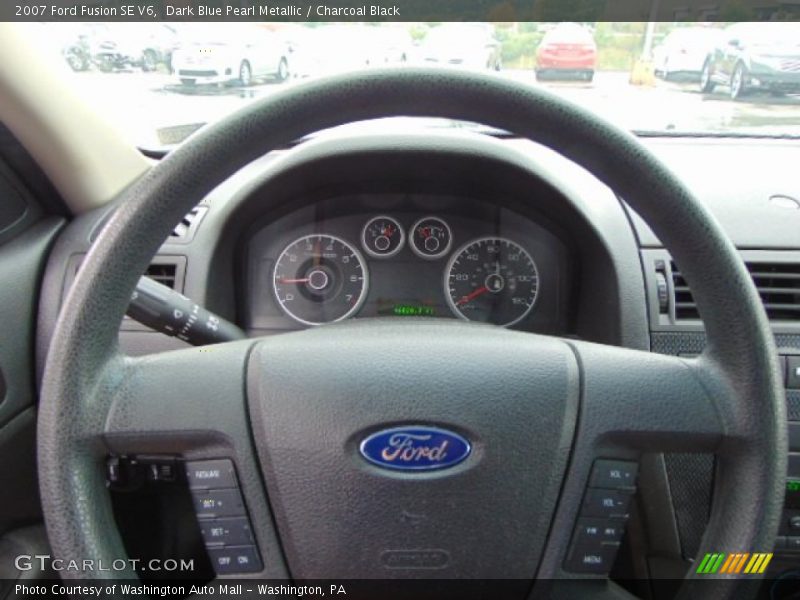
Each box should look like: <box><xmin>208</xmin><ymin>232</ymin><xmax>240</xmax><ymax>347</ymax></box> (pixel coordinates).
<box><xmin>456</xmin><ymin>286</ymin><xmax>489</xmax><ymax>306</ymax></box>
<box><xmin>277</xmin><ymin>277</ymin><xmax>309</xmax><ymax>284</ymax></box>
<box><xmin>314</xmin><ymin>238</ymin><xmax>321</xmax><ymax>267</ymax></box>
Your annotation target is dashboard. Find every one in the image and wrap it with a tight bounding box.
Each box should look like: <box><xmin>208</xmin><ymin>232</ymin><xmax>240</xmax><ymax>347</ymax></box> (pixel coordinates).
<box><xmin>245</xmin><ymin>194</ymin><xmax>570</xmax><ymax>332</ymax></box>
<box><xmin>37</xmin><ymin>131</ymin><xmax>649</xmax><ymax>363</ymax></box>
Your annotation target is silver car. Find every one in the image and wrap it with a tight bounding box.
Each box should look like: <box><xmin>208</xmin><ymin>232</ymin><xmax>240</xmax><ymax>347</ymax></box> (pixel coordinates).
<box><xmin>172</xmin><ymin>24</ymin><xmax>291</xmax><ymax>86</ymax></box>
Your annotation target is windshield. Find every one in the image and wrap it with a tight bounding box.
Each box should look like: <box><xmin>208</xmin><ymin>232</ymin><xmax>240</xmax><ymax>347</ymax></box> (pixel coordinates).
<box><xmin>24</xmin><ymin>21</ymin><xmax>800</xmax><ymax>148</ymax></box>
<box><xmin>729</xmin><ymin>23</ymin><xmax>800</xmax><ymax>46</ymax></box>
<box><xmin>542</xmin><ymin>23</ymin><xmax>595</xmax><ymax>44</ymax></box>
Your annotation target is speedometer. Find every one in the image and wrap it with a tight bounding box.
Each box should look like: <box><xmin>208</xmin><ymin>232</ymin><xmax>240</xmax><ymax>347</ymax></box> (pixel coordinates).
<box><xmin>445</xmin><ymin>237</ymin><xmax>539</xmax><ymax>327</ymax></box>
<box><xmin>273</xmin><ymin>234</ymin><xmax>368</xmax><ymax>326</ymax></box>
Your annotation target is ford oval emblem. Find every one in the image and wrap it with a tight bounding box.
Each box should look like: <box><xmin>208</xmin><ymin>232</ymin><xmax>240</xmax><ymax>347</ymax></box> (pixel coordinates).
<box><xmin>359</xmin><ymin>426</ymin><xmax>471</xmax><ymax>471</ymax></box>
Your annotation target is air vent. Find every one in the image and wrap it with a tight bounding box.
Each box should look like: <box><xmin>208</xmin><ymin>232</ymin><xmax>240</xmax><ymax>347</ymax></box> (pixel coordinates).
<box><xmin>119</xmin><ymin>256</ymin><xmax>186</xmax><ymax>332</ymax></box>
<box><xmin>672</xmin><ymin>261</ymin><xmax>800</xmax><ymax>321</ymax></box>
<box><xmin>169</xmin><ymin>206</ymin><xmax>207</xmax><ymax>241</ymax></box>
<box><xmin>90</xmin><ymin>205</ymin><xmax>207</xmax><ymax>243</ymax></box>
<box><xmin>144</xmin><ymin>262</ymin><xmax>177</xmax><ymax>289</ymax></box>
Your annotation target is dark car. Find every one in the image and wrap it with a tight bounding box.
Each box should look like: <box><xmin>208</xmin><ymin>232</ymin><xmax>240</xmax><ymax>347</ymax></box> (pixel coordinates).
<box><xmin>700</xmin><ymin>22</ymin><xmax>800</xmax><ymax>99</ymax></box>
<box><xmin>87</xmin><ymin>23</ymin><xmax>178</xmax><ymax>73</ymax></box>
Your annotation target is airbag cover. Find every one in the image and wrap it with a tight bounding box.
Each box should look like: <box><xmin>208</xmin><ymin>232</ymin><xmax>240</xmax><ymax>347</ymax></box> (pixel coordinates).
<box><xmin>247</xmin><ymin>320</ymin><xmax>579</xmax><ymax>580</ymax></box>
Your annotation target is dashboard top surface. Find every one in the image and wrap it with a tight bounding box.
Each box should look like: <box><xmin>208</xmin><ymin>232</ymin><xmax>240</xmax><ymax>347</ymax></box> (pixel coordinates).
<box><xmin>620</xmin><ymin>138</ymin><xmax>800</xmax><ymax>250</ymax></box>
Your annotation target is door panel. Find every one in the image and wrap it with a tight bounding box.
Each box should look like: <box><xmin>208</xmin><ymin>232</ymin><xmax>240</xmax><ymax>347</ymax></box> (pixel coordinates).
<box><xmin>0</xmin><ymin>160</ymin><xmax>63</xmax><ymax>536</ymax></box>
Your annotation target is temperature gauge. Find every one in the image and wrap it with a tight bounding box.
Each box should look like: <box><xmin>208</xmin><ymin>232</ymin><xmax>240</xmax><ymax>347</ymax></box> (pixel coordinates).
<box><xmin>410</xmin><ymin>216</ymin><xmax>452</xmax><ymax>260</ymax></box>
<box><xmin>361</xmin><ymin>216</ymin><xmax>405</xmax><ymax>258</ymax></box>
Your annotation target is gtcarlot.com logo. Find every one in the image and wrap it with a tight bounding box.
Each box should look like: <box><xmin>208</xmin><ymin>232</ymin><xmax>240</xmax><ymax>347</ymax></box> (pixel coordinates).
<box><xmin>696</xmin><ymin>552</ymin><xmax>773</xmax><ymax>575</ymax></box>
<box><xmin>15</xmin><ymin>554</ymin><xmax>194</xmax><ymax>573</ymax></box>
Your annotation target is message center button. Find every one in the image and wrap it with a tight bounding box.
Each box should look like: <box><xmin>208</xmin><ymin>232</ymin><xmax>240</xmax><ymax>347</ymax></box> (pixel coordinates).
<box><xmin>186</xmin><ymin>459</ymin><xmax>238</xmax><ymax>489</ymax></box>
<box><xmin>565</xmin><ymin>542</ymin><xmax>620</xmax><ymax>574</ymax></box>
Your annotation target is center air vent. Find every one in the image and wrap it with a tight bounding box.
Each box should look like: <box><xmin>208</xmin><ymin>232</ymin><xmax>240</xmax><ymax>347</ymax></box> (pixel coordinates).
<box><xmin>119</xmin><ymin>256</ymin><xmax>186</xmax><ymax>332</ymax></box>
<box><xmin>144</xmin><ymin>262</ymin><xmax>178</xmax><ymax>290</ymax></box>
<box><xmin>672</xmin><ymin>261</ymin><xmax>800</xmax><ymax>321</ymax></box>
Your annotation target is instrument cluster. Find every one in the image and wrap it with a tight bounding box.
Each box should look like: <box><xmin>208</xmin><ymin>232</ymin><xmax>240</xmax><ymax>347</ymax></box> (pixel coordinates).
<box><xmin>245</xmin><ymin>195</ymin><xmax>569</xmax><ymax>334</ymax></box>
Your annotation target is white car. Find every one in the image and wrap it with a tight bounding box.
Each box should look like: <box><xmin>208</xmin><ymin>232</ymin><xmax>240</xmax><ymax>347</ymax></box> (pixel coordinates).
<box><xmin>172</xmin><ymin>25</ymin><xmax>291</xmax><ymax>86</ymax></box>
<box><xmin>416</xmin><ymin>23</ymin><xmax>502</xmax><ymax>71</ymax></box>
<box><xmin>653</xmin><ymin>27</ymin><xmax>723</xmax><ymax>81</ymax></box>
<box><xmin>287</xmin><ymin>25</ymin><xmax>411</xmax><ymax>79</ymax></box>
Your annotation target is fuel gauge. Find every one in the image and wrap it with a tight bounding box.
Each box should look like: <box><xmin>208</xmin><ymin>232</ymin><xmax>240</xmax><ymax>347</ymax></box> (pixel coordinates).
<box><xmin>362</xmin><ymin>215</ymin><xmax>405</xmax><ymax>258</ymax></box>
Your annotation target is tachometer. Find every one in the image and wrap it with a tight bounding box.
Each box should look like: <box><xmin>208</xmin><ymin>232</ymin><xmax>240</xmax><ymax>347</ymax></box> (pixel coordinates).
<box><xmin>273</xmin><ymin>234</ymin><xmax>368</xmax><ymax>326</ymax></box>
<box><xmin>445</xmin><ymin>237</ymin><xmax>539</xmax><ymax>327</ymax></box>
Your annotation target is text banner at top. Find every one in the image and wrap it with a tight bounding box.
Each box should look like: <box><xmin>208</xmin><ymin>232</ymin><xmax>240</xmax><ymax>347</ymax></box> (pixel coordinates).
<box><xmin>4</xmin><ymin>0</ymin><xmax>800</xmax><ymax>22</ymax></box>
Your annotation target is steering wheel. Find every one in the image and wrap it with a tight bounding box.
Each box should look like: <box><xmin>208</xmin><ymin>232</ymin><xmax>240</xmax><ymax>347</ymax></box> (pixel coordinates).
<box><xmin>39</xmin><ymin>69</ymin><xmax>786</xmax><ymax>598</ymax></box>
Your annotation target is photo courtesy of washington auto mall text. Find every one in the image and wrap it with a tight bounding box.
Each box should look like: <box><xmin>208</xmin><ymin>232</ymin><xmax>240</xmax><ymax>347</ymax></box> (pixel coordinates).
<box><xmin>14</xmin><ymin>583</ymin><xmax>346</xmax><ymax>598</ymax></box>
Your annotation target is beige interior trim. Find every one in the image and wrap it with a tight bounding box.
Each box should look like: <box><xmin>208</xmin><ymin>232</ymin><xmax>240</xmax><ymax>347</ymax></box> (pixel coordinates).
<box><xmin>0</xmin><ymin>23</ymin><xmax>150</xmax><ymax>214</ymax></box>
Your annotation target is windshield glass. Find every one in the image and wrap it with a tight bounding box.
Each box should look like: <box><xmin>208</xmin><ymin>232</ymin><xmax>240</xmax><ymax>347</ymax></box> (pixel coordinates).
<box><xmin>24</xmin><ymin>21</ymin><xmax>800</xmax><ymax>148</ymax></box>
<box><xmin>729</xmin><ymin>23</ymin><xmax>800</xmax><ymax>46</ymax></box>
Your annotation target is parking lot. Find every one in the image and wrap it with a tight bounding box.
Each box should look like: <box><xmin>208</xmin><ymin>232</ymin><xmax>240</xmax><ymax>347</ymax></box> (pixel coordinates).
<box><xmin>66</xmin><ymin>67</ymin><xmax>800</xmax><ymax>149</ymax></box>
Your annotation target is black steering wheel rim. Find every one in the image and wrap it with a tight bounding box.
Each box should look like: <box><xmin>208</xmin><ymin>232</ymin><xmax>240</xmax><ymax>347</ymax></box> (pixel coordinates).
<box><xmin>39</xmin><ymin>68</ymin><xmax>786</xmax><ymax>596</ymax></box>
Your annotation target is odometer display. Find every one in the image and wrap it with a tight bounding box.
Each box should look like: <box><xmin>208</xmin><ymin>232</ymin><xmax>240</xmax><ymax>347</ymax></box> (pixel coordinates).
<box><xmin>273</xmin><ymin>234</ymin><xmax>368</xmax><ymax>326</ymax></box>
<box><xmin>445</xmin><ymin>237</ymin><xmax>539</xmax><ymax>327</ymax></box>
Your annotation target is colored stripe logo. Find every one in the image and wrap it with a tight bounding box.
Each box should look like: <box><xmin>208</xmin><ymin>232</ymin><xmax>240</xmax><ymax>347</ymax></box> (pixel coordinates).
<box><xmin>696</xmin><ymin>552</ymin><xmax>773</xmax><ymax>575</ymax></box>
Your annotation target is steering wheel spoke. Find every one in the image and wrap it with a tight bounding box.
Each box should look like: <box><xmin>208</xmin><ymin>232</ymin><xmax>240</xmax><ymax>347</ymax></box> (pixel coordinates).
<box><xmin>570</xmin><ymin>341</ymin><xmax>731</xmax><ymax>452</ymax></box>
<box><xmin>535</xmin><ymin>339</ymin><xmax>784</xmax><ymax>587</ymax></box>
<box><xmin>95</xmin><ymin>340</ymin><xmax>288</xmax><ymax>578</ymax></box>
<box><xmin>103</xmin><ymin>341</ymin><xmax>255</xmax><ymax>447</ymax></box>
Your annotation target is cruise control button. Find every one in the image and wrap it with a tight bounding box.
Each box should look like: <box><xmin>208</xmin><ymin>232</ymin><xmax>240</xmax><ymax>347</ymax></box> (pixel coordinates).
<box><xmin>564</xmin><ymin>542</ymin><xmax>620</xmax><ymax>574</ymax></box>
<box><xmin>589</xmin><ymin>460</ymin><xmax>638</xmax><ymax>490</ymax></box>
<box><xmin>582</xmin><ymin>488</ymin><xmax>632</xmax><ymax>518</ymax></box>
<box><xmin>207</xmin><ymin>545</ymin><xmax>262</xmax><ymax>574</ymax></box>
<box><xmin>200</xmin><ymin>517</ymin><xmax>254</xmax><ymax>547</ymax></box>
<box><xmin>186</xmin><ymin>459</ymin><xmax>238</xmax><ymax>489</ymax></box>
<box><xmin>192</xmin><ymin>489</ymin><xmax>246</xmax><ymax>518</ymax></box>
